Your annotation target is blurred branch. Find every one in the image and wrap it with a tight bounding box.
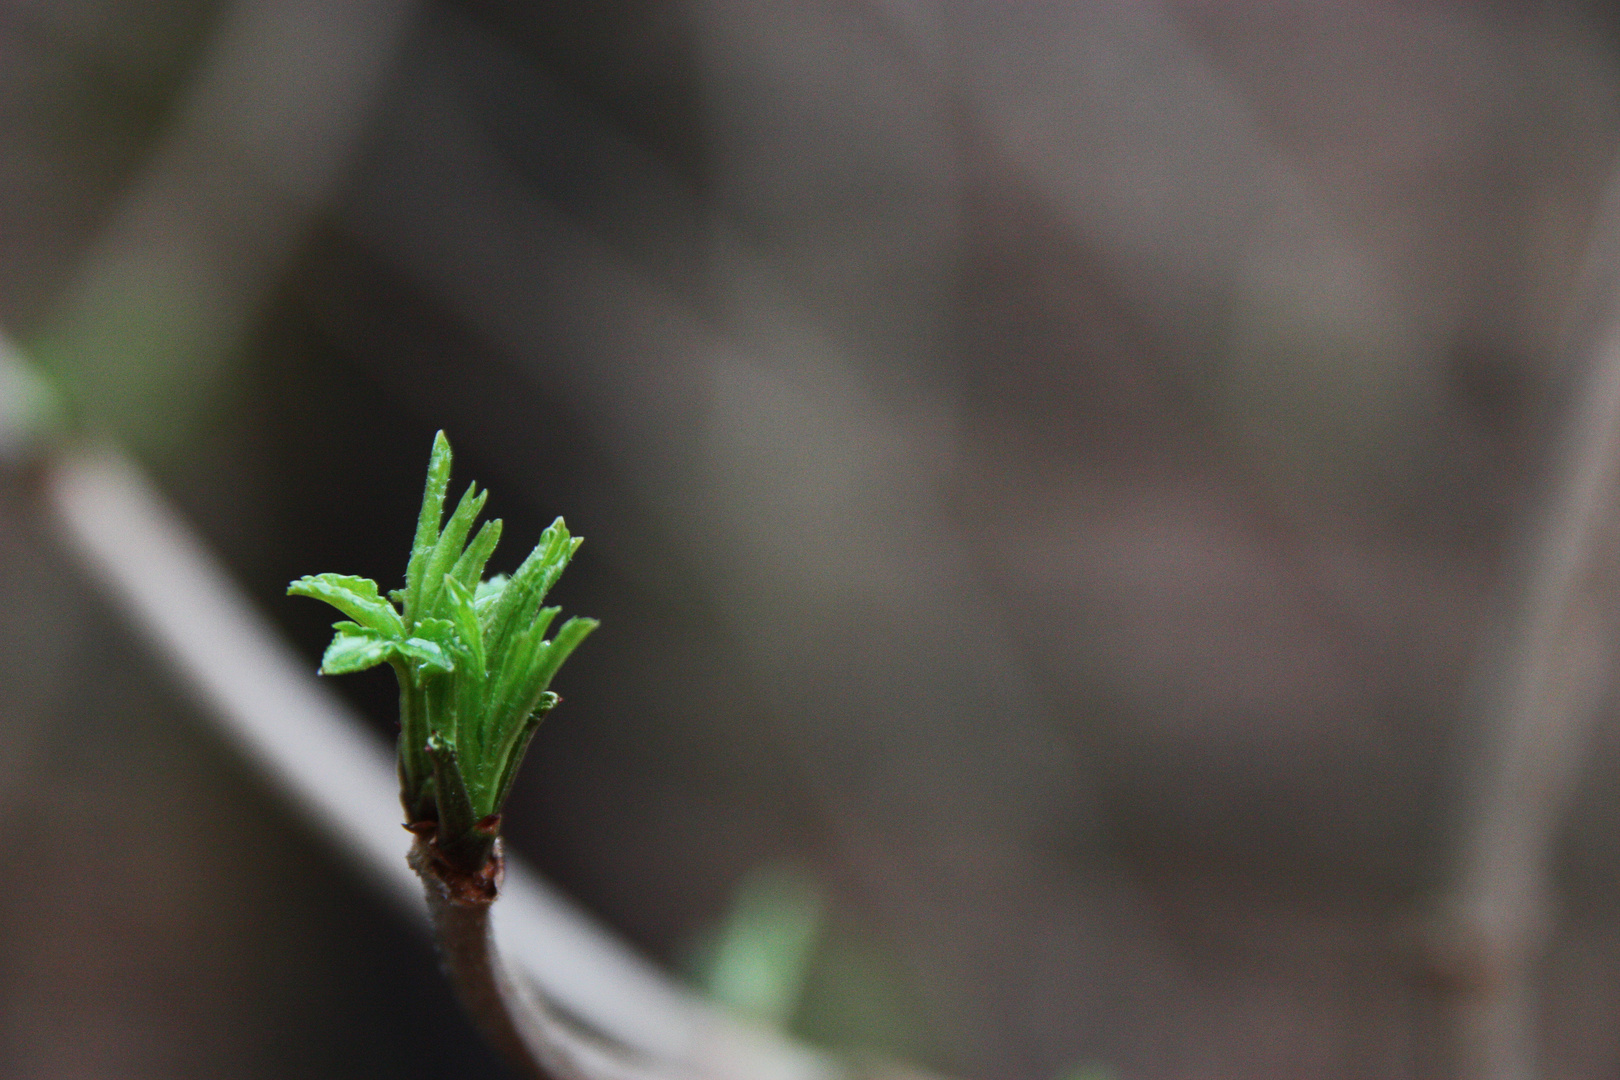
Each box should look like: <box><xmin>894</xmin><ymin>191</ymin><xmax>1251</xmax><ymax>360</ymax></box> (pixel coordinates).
<box><xmin>1433</xmin><ymin>164</ymin><xmax>1620</xmax><ymax>1080</ymax></box>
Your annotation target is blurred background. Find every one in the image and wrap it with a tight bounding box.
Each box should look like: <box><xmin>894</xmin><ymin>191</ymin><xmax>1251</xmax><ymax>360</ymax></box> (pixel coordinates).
<box><xmin>7</xmin><ymin>1</ymin><xmax>1620</xmax><ymax>1077</ymax></box>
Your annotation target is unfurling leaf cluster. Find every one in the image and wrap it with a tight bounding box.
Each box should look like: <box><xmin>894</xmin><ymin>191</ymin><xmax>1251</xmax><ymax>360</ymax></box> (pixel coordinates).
<box><xmin>289</xmin><ymin>431</ymin><xmax>596</xmax><ymax>868</ymax></box>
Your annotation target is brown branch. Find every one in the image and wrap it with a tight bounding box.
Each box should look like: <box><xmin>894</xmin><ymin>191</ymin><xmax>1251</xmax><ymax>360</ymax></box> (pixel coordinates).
<box><xmin>410</xmin><ymin>831</ymin><xmax>690</xmax><ymax>1080</ymax></box>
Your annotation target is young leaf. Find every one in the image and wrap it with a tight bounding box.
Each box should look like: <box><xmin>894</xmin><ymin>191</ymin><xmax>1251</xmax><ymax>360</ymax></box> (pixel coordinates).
<box><xmin>484</xmin><ymin>519</ymin><xmax>574</xmax><ymax>662</ymax></box>
<box><xmin>528</xmin><ymin>616</ymin><xmax>598</xmax><ymax>700</ymax></box>
<box><xmin>489</xmin><ymin>692</ymin><xmax>559</xmax><ymax>815</ymax></box>
<box><xmin>474</xmin><ymin>574</ymin><xmax>508</xmax><ymax>614</ymax></box>
<box><xmin>319</xmin><ymin>623</ymin><xmax>396</xmax><ymax>675</ymax></box>
<box><xmin>288</xmin><ymin>574</ymin><xmax>405</xmax><ymax>639</ymax></box>
<box><xmin>452</xmin><ymin>518</ymin><xmax>504</xmax><ymax>592</ymax></box>
<box><xmin>443</xmin><ymin>575</ymin><xmax>486</xmax><ymax>678</ymax></box>
<box><xmin>425</xmin><ymin>732</ymin><xmax>495</xmax><ymax>870</ymax></box>
<box><xmin>425</xmin><ymin>736</ymin><xmax>474</xmax><ymax>837</ymax></box>
<box><xmin>489</xmin><ymin>611</ymin><xmax>559</xmax><ymax>736</ymax></box>
<box><xmin>403</xmin><ymin>431</ymin><xmax>453</xmax><ymax>626</ymax></box>
<box><xmin>418</xmin><ymin>482</ymin><xmax>487</xmax><ymax>621</ymax></box>
<box><xmin>403</xmin><ymin>617</ymin><xmax>461</xmax><ymax>678</ymax></box>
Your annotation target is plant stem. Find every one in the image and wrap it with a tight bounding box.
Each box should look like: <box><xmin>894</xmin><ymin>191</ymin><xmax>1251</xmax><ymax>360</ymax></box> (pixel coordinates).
<box><xmin>414</xmin><ymin>842</ymin><xmax>542</xmax><ymax>1078</ymax></box>
<box><xmin>410</xmin><ymin>834</ymin><xmax>678</xmax><ymax>1080</ymax></box>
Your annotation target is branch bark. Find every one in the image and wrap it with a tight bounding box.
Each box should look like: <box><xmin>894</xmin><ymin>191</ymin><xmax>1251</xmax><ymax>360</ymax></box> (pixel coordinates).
<box><xmin>411</xmin><ymin>833</ymin><xmax>682</xmax><ymax>1080</ymax></box>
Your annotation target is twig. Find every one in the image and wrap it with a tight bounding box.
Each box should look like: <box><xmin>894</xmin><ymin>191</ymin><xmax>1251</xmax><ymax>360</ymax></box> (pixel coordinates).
<box><xmin>411</xmin><ymin>833</ymin><xmax>688</xmax><ymax>1080</ymax></box>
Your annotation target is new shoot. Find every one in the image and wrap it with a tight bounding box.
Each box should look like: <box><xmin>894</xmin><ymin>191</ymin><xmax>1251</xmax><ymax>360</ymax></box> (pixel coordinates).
<box><xmin>290</xmin><ymin>431</ymin><xmax>595</xmax><ymax>892</ymax></box>
<box><xmin>289</xmin><ymin>433</ymin><xmax>600</xmax><ymax>1078</ymax></box>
